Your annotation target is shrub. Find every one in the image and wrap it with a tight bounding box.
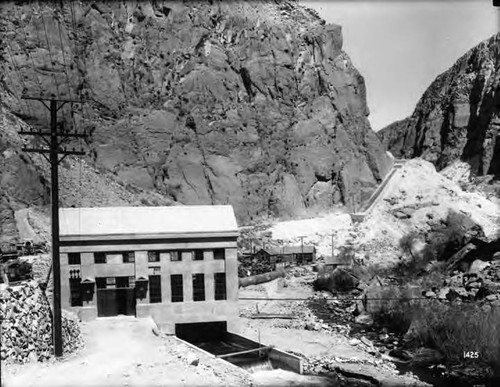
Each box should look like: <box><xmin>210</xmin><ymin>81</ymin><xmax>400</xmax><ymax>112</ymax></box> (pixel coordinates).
<box><xmin>314</xmin><ymin>268</ymin><xmax>359</xmax><ymax>292</ymax></box>
<box><xmin>411</xmin><ymin>301</ymin><xmax>500</xmax><ymax>374</ymax></box>
<box><xmin>369</xmin><ymin>285</ymin><xmax>421</xmax><ymax>334</ymax></box>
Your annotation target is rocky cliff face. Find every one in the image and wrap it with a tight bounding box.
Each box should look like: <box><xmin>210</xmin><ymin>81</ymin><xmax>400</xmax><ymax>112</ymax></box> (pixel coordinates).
<box><xmin>378</xmin><ymin>34</ymin><xmax>500</xmax><ymax>176</ymax></box>
<box><xmin>1</xmin><ymin>0</ymin><xmax>391</xmax><ymax>226</ymax></box>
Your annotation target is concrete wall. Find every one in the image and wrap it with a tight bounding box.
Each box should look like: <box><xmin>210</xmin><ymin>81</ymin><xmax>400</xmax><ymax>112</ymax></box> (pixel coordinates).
<box><xmin>60</xmin><ymin>237</ymin><xmax>238</xmax><ymax>333</ymax></box>
<box><xmin>269</xmin><ymin>348</ymin><xmax>303</xmax><ymax>374</ymax></box>
<box><xmin>224</xmin><ymin>332</ymin><xmax>303</xmax><ymax>374</ymax></box>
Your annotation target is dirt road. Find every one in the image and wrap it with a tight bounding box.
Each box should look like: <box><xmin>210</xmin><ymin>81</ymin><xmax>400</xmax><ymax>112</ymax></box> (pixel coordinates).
<box><xmin>3</xmin><ymin>316</ymin><xmax>253</xmax><ymax>387</ymax></box>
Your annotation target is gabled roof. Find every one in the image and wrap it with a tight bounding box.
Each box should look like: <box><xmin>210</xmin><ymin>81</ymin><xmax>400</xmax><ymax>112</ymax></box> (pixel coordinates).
<box><xmin>258</xmin><ymin>245</ymin><xmax>315</xmax><ymax>256</ymax></box>
<box><xmin>59</xmin><ymin>205</ymin><xmax>238</xmax><ymax>241</ymax></box>
<box><xmin>326</xmin><ymin>254</ymin><xmax>353</xmax><ymax>265</ymax></box>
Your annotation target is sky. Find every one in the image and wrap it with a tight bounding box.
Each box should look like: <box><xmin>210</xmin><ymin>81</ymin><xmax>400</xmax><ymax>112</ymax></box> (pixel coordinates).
<box><xmin>301</xmin><ymin>1</ymin><xmax>499</xmax><ymax>131</ymax></box>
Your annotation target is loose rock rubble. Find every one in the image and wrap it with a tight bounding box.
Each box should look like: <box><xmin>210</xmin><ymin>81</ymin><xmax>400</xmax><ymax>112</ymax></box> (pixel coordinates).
<box><xmin>422</xmin><ymin>260</ymin><xmax>500</xmax><ymax>305</ymax></box>
<box><xmin>0</xmin><ymin>280</ymin><xmax>83</xmax><ymax>363</ymax></box>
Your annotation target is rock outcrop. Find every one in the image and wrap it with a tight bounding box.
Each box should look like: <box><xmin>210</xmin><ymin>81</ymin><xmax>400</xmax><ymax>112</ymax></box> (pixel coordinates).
<box><xmin>1</xmin><ymin>0</ymin><xmax>392</xmax><ymax>225</ymax></box>
<box><xmin>378</xmin><ymin>33</ymin><xmax>500</xmax><ymax>176</ymax></box>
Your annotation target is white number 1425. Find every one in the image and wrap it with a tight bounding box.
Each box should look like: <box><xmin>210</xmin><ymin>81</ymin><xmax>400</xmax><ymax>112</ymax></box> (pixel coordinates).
<box><xmin>463</xmin><ymin>351</ymin><xmax>479</xmax><ymax>359</ymax></box>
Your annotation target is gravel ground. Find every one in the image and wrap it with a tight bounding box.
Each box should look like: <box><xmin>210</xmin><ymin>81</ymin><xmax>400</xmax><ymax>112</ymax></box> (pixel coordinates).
<box><xmin>3</xmin><ymin>316</ymin><xmax>253</xmax><ymax>387</ymax></box>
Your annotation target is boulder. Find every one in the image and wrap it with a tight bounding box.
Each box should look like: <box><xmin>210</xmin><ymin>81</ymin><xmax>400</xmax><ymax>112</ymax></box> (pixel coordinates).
<box><xmin>354</xmin><ymin>314</ymin><xmax>373</xmax><ymax>326</ymax></box>
<box><xmin>437</xmin><ymin>287</ymin><xmax>451</xmax><ymax>300</ymax></box>
<box><xmin>411</xmin><ymin>348</ymin><xmax>444</xmax><ymax>367</ymax></box>
<box><xmin>186</xmin><ymin>353</ymin><xmax>199</xmax><ymax>366</ymax></box>
<box><xmin>389</xmin><ymin>348</ymin><xmax>413</xmax><ymax>361</ymax></box>
<box><xmin>444</xmin><ymin>274</ymin><xmax>463</xmax><ymax>287</ymax></box>
<box><xmin>475</xmin><ymin>280</ymin><xmax>500</xmax><ymax>300</ymax></box>
<box><xmin>469</xmin><ymin>260</ymin><xmax>490</xmax><ymax>274</ymax></box>
<box><xmin>447</xmin><ymin>243</ymin><xmax>478</xmax><ymax>271</ymax></box>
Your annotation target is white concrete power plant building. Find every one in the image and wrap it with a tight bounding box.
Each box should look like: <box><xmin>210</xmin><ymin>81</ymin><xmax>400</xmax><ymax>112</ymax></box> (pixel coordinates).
<box><xmin>58</xmin><ymin>205</ymin><xmax>239</xmax><ymax>335</ymax></box>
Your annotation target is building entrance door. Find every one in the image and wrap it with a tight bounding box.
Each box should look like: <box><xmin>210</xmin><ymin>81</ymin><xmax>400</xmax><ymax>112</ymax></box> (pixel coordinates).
<box><xmin>96</xmin><ymin>276</ymin><xmax>136</xmax><ymax>317</ymax></box>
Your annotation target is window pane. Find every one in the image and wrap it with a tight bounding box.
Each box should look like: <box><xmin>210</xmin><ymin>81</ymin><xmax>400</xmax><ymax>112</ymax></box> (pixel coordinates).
<box><xmin>106</xmin><ymin>277</ymin><xmax>116</xmax><ymax>289</ymax></box>
<box><xmin>170</xmin><ymin>274</ymin><xmax>183</xmax><ymax>302</ymax></box>
<box><xmin>214</xmin><ymin>249</ymin><xmax>225</xmax><ymax>260</ymax></box>
<box><xmin>69</xmin><ymin>278</ymin><xmax>82</xmax><ymax>306</ymax></box>
<box><xmin>193</xmin><ymin>250</ymin><xmax>204</xmax><ymax>261</ymax></box>
<box><xmin>214</xmin><ymin>273</ymin><xmax>226</xmax><ymax>300</ymax></box>
<box><xmin>170</xmin><ymin>251</ymin><xmax>181</xmax><ymax>261</ymax></box>
<box><xmin>68</xmin><ymin>253</ymin><xmax>81</xmax><ymax>265</ymax></box>
<box><xmin>94</xmin><ymin>252</ymin><xmax>106</xmax><ymax>264</ymax></box>
<box><xmin>123</xmin><ymin>252</ymin><xmax>135</xmax><ymax>263</ymax></box>
<box><xmin>96</xmin><ymin>277</ymin><xmax>107</xmax><ymax>289</ymax></box>
<box><xmin>116</xmin><ymin>276</ymin><xmax>129</xmax><ymax>288</ymax></box>
<box><xmin>149</xmin><ymin>275</ymin><xmax>162</xmax><ymax>303</ymax></box>
<box><xmin>148</xmin><ymin>251</ymin><xmax>160</xmax><ymax>262</ymax></box>
<box><xmin>192</xmin><ymin>274</ymin><xmax>205</xmax><ymax>302</ymax></box>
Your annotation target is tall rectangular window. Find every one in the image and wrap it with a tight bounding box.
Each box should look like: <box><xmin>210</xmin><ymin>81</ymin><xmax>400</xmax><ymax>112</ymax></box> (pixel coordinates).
<box><xmin>192</xmin><ymin>274</ymin><xmax>205</xmax><ymax>302</ymax></box>
<box><xmin>69</xmin><ymin>278</ymin><xmax>82</xmax><ymax>306</ymax></box>
<box><xmin>170</xmin><ymin>274</ymin><xmax>183</xmax><ymax>303</ymax></box>
<box><xmin>149</xmin><ymin>275</ymin><xmax>162</xmax><ymax>303</ymax></box>
<box><xmin>68</xmin><ymin>253</ymin><xmax>81</xmax><ymax>265</ymax></box>
<box><xmin>148</xmin><ymin>251</ymin><xmax>160</xmax><ymax>262</ymax></box>
<box><xmin>170</xmin><ymin>251</ymin><xmax>181</xmax><ymax>262</ymax></box>
<box><xmin>214</xmin><ymin>249</ymin><xmax>225</xmax><ymax>260</ymax></box>
<box><xmin>214</xmin><ymin>273</ymin><xmax>226</xmax><ymax>300</ymax></box>
<box><xmin>193</xmin><ymin>250</ymin><xmax>204</xmax><ymax>261</ymax></box>
<box><xmin>94</xmin><ymin>252</ymin><xmax>106</xmax><ymax>264</ymax></box>
<box><xmin>123</xmin><ymin>252</ymin><xmax>135</xmax><ymax>263</ymax></box>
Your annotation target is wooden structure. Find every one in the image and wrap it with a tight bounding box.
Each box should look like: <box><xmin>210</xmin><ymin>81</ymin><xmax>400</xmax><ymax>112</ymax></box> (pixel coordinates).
<box><xmin>325</xmin><ymin>246</ymin><xmax>354</xmax><ymax>269</ymax></box>
<box><xmin>251</xmin><ymin>245</ymin><xmax>316</xmax><ymax>269</ymax></box>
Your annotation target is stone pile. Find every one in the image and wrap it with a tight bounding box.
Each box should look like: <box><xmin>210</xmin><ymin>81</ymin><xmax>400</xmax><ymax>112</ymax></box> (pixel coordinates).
<box><xmin>423</xmin><ymin>260</ymin><xmax>500</xmax><ymax>305</ymax></box>
<box><xmin>0</xmin><ymin>280</ymin><xmax>83</xmax><ymax>363</ymax></box>
<box><xmin>302</xmin><ymin>353</ymin><xmax>397</xmax><ymax>378</ymax></box>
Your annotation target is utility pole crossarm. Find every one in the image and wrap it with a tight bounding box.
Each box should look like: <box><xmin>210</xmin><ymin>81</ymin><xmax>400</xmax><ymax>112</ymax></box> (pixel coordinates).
<box><xmin>22</xmin><ymin>94</ymin><xmax>84</xmax><ymax>104</ymax></box>
<box><xmin>19</xmin><ymin>131</ymin><xmax>88</xmax><ymax>138</ymax></box>
<box><xmin>21</xmin><ymin>147</ymin><xmax>85</xmax><ymax>155</ymax></box>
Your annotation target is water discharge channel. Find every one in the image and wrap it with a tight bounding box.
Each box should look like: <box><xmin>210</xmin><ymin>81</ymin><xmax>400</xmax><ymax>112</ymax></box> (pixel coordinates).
<box><xmin>175</xmin><ymin>321</ymin><xmax>301</xmax><ymax>373</ymax></box>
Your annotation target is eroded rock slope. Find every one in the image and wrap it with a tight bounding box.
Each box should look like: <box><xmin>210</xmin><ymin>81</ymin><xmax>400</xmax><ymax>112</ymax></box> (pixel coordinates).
<box><xmin>378</xmin><ymin>33</ymin><xmax>500</xmax><ymax>176</ymax></box>
<box><xmin>1</xmin><ymin>0</ymin><xmax>391</xmax><ymax>225</ymax></box>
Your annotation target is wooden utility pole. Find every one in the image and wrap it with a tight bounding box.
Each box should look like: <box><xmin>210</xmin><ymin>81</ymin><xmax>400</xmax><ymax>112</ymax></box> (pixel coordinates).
<box><xmin>331</xmin><ymin>232</ymin><xmax>334</xmax><ymax>261</ymax></box>
<box><xmin>20</xmin><ymin>94</ymin><xmax>86</xmax><ymax>358</ymax></box>
<box><xmin>298</xmin><ymin>236</ymin><xmax>305</xmax><ymax>265</ymax></box>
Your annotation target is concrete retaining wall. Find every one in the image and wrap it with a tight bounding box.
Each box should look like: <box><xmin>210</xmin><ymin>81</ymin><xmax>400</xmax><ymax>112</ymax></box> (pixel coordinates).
<box><xmin>350</xmin><ymin>159</ymin><xmax>406</xmax><ymax>223</ymax></box>
<box><xmin>268</xmin><ymin>348</ymin><xmax>303</xmax><ymax>374</ymax></box>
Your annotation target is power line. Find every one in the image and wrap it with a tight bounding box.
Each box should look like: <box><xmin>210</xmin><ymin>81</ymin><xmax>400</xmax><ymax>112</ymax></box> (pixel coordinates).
<box><xmin>238</xmin><ymin>296</ymin><xmax>498</xmax><ymax>303</ymax></box>
<box><xmin>20</xmin><ymin>94</ymin><xmax>88</xmax><ymax>358</ymax></box>
<box><xmin>68</xmin><ymin>0</ymin><xmax>90</xmax><ymax>131</ymax></box>
<box><xmin>14</xmin><ymin>6</ymin><xmax>44</xmax><ymax>94</ymax></box>
<box><xmin>4</xmin><ymin>40</ymin><xmax>33</xmax><ymax>117</ymax></box>
<box><xmin>55</xmin><ymin>7</ymin><xmax>74</xmax><ymax>100</ymax></box>
<box><xmin>39</xmin><ymin>2</ymin><xmax>61</xmax><ymax>98</ymax></box>
<box><xmin>67</xmin><ymin>0</ymin><xmax>89</xmax><ymax>208</ymax></box>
